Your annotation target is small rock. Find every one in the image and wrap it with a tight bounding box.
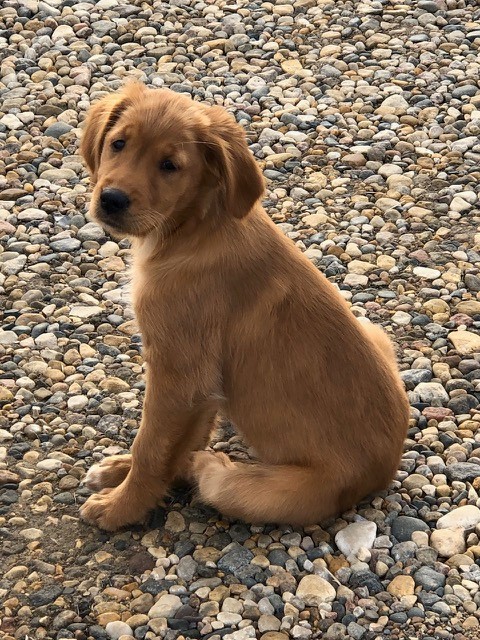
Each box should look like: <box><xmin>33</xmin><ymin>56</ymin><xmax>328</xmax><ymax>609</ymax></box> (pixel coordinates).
<box><xmin>67</xmin><ymin>395</ymin><xmax>89</xmax><ymax>411</ymax></box>
<box><xmin>20</xmin><ymin>528</ymin><xmax>43</xmax><ymax>541</ymax></box>
<box><xmin>218</xmin><ymin>544</ymin><xmax>254</xmax><ymax>574</ymax></box>
<box><xmin>41</xmin><ymin>168</ymin><xmax>77</xmax><ymax>181</ymax></box>
<box><xmin>281</xmin><ymin>59</ymin><xmax>303</xmax><ymax>74</ymax></box>
<box><xmin>414</xmin><ymin>566</ymin><xmax>446</xmax><ymax>591</ymax></box>
<box><xmin>303</xmin><ymin>213</ymin><xmax>329</xmax><ymax>227</ymax></box>
<box><xmin>165</xmin><ymin>511</ymin><xmax>186</xmax><ymax>533</ymax></box>
<box><xmin>413</xmin><ymin>267</ymin><xmax>441</xmax><ymax>280</ymax></box>
<box><xmin>348</xmin><ymin>260</ymin><xmax>377</xmax><ymax>275</ymax></box>
<box><xmin>430</xmin><ymin>528</ymin><xmax>466</xmax><ymax>557</ymax></box>
<box><xmin>50</xmin><ymin>238</ymin><xmax>81</xmax><ymax>252</ymax></box>
<box><xmin>437</xmin><ymin>506</ymin><xmax>480</xmax><ymax>531</ymax></box>
<box><xmin>44</xmin><ymin>122</ymin><xmax>74</xmax><ymax>138</ymax></box>
<box><xmin>1</xmin><ymin>255</ymin><xmax>27</xmax><ymax>275</ymax></box>
<box><xmin>387</xmin><ymin>575</ymin><xmax>415</xmax><ymax>598</ymax></box>
<box><xmin>449</xmin><ymin>331</ymin><xmax>480</xmax><ymax>355</ymax></box>
<box><xmin>335</xmin><ymin>521</ymin><xmax>377</xmax><ymax>557</ymax></box>
<box><xmin>258</xmin><ymin>615</ymin><xmax>281</xmax><ymax>633</ymax></box>
<box><xmin>0</xmin><ymin>387</ymin><xmax>14</xmax><ymax>403</ymax></box>
<box><xmin>392</xmin><ymin>311</ymin><xmax>412</xmax><ymax>326</ymax></box>
<box><xmin>0</xmin><ymin>331</ymin><xmax>17</xmax><ymax>345</ymax></box>
<box><xmin>343</xmin><ymin>153</ymin><xmax>366</xmax><ymax>167</ymax></box>
<box><xmin>376</xmin><ymin>95</ymin><xmax>409</xmax><ymax>116</ymax></box>
<box><xmin>51</xmin><ymin>24</ymin><xmax>75</xmax><ymax>41</ymax></box>
<box><xmin>445</xmin><ymin>463</ymin><xmax>480</xmax><ymax>482</ymax></box>
<box><xmin>77</xmin><ymin>222</ymin><xmax>105</xmax><ymax>241</ymax></box>
<box><xmin>456</xmin><ymin>301</ymin><xmax>480</xmax><ymax>316</ymax></box>
<box><xmin>296</xmin><ymin>575</ymin><xmax>336</xmax><ymax>605</ymax></box>
<box><xmin>391</xmin><ymin>516</ymin><xmax>430</xmax><ymax>542</ymax></box>
<box><xmin>105</xmin><ymin>622</ymin><xmax>133</xmax><ymax>640</ymax></box>
<box><xmin>344</xmin><ymin>274</ymin><xmax>369</xmax><ymax>287</ymax></box>
<box><xmin>148</xmin><ymin>594</ymin><xmax>182</xmax><ymax>618</ymax></box>
<box><xmin>1</xmin><ymin>114</ymin><xmax>23</xmax><ymax>130</ymax></box>
<box><xmin>17</xmin><ymin>208</ymin><xmax>48</xmax><ymax>221</ymax></box>
<box><xmin>414</xmin><ymin>382</ymin><xmax>449</xmax><ymax>404</ymax></box>
<box><xmin>403</xmin><ymin>474</ymin><xmax>431</xmax><ymax>490</ymax></box>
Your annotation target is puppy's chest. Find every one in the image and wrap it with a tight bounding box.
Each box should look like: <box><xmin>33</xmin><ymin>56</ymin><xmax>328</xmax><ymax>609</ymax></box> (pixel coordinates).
<box><xmin>131</xmin><ymin>272</ymin><xmax>180</xmax><ymax>329</ymax></box>
<box><xmin>131</xmin><ymin>260</ymin><xmax>209</xmax><ymax>339</ymax></box>
<box><xmin>132</xmin><ymin>282</ymin><xmax>168</xmax><ymax>322</ymax></box>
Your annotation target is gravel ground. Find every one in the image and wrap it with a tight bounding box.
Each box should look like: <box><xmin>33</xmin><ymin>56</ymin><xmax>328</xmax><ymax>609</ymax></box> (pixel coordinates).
<box><xmin>2</xmin><ymin>0</ymin><xmax>480</xmax><ymax>638</ymax></box>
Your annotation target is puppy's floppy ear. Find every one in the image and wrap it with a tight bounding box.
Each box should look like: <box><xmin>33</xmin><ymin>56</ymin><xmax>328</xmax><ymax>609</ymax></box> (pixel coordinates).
<box><xmin>203</xmin><ymin>107</ymin><xmax>264</xmax><ymax>219</ymax></box>
<box><xmin>80</xmin><ymin>82</ymin><xmax>145</xmax><ymax>181</ymax></box>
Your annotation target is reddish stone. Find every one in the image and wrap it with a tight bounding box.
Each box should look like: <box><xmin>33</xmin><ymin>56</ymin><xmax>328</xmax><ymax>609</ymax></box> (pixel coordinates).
<box><xmin>422</xmin><ymin>407</ymin><xmax>454</xmax><ymax>421</ymax></box>
<box><xmin>409</xmin><ymin>249</ymin><xmax>430</xmax><ymax>263</ymax></box>
<box><xmin>450</xmin><ymin>313</ymin><xmax>474</xmax><ymax>326</ymax></box>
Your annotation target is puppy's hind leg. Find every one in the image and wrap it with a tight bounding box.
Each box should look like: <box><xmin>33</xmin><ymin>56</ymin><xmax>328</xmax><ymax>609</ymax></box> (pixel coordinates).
<box><xmin>192</xmin><ymin>452</ymin><xmax>345</xmax><ymax>526</ymax></box>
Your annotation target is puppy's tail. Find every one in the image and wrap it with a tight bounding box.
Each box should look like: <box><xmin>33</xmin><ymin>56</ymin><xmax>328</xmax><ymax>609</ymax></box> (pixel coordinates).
<box><xmin>360</xmin><ymin>321</ymin><xmax>399</xmax><ymax>370</ymax></box>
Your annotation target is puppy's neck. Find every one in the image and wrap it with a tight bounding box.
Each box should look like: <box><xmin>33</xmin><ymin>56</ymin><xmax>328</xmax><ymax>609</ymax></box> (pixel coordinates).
<box><xmin>130</xmin><ymin>210</ymin><xmax>225</xmax><ymax>270</ymax></box>
<box><xmin>132</xmin><ymin>233</ymin><xmax>160</xmax><ymax>265</ymax></box>
<box><xmin>130</xmin><ymin>205</ymin><xmax>270</xmax><ymax>286</ymax></box>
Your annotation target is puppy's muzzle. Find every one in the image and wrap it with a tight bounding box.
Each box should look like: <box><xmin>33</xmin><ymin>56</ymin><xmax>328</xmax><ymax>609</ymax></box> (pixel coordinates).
<box><xmin>100</xmin><ymin>188</ymin><xmax>130</xmax><ymax>218</ymax></box>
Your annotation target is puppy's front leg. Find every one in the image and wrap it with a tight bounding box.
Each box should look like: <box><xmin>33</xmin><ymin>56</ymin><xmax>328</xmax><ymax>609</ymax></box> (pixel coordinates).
<box><xmin>81</xmin><ymin>363</ymin><xmax>214</xmax><ymax>531</ymax></box>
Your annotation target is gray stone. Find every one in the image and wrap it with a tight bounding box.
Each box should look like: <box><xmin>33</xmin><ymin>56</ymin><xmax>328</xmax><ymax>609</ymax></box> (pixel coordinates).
<box><xmin>0</xmin><ymin>255</ymin><xmax>27</xmax><ymax>275</ymax></box>
<box><xmin>414</xmin><ymin>382</ymin><xmax>449</xmax><ymax>404</ymax></box>
<box><xmin>391</xmin><ymin>516</ymin><xmax>430</xmax><ymax>542</ymax></box>
<box><xmin>77</xmin><ymin>222</ymin><xmax>105</xmax><ymax>242</ymax></box>
<box><xmin>452</xmin><ymin>85</ymin><xmax>479</xmax><ymax>99</ymax></box>
<box><xmin>50</xmin><ymin>238</ymin><xmax>81</xmax><ymax>251</ymax></box>
<box><xmin>44</xmin><ymin>122</ymin><xmax>74</xmax><ymax>138</ymax></box>
<box><xmin>445</xmin><ymin>463</ymin><xmax>480</xmax><ymax>482</ymax></box>
<box><xmin>347</xmin><ymin>621</ymin><xmax>366</xmax><ymax>639</ymax></box>
<box><xmin>419</xmin><ymin>0</ymin><xmax>442</xmax><ymax>12</ymax></box>
<box><xmin>414</xmin><ymin>566</ymin><xmax>446</xmax><ymax>591</ymax></box>
<box><xmin>105</xmin><ymin>621</ymin><xmax>133</xmax><ymax>640</ymax></box>
<box><xmin>177</xmin><ymin>556</ymin><xmax>198</xmax><ymax>581</ymax></box>
<box><xmin>218</xmin><ymin>543</ymin><xmax>254</xmax><ymax>574</ymax></box>
<box><xmin>400</xmin><ymin>369</ymin><xmax>432</xmax><ymax>388</ymax></box>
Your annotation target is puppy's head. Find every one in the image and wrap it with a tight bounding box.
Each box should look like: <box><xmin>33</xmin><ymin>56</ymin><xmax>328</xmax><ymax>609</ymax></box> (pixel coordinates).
<box><xmin>80</xmin><ymin>82</ymin><xmax>264</xmax><ymax>239</ymax></box>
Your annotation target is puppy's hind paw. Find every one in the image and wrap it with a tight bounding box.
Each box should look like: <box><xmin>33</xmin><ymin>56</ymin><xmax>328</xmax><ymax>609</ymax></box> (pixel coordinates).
<box><xmin>191</xmin><ymin>451</ymin><xmax>232</xmax><ymax>477</ymax></box>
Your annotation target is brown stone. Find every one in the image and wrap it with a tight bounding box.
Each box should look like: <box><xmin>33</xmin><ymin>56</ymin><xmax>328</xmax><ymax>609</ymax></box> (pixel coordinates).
<box><xmin>387</xmin><ymin>575</ymin><xmax>415</xmax><ymax>598</ymax></box>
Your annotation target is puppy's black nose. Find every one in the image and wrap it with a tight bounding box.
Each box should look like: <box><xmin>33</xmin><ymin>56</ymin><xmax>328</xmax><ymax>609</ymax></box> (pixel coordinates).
<box><xmin>100</xmin><ymin>188</ymin><xmax>130</xmax><ymax>215</ymax></box>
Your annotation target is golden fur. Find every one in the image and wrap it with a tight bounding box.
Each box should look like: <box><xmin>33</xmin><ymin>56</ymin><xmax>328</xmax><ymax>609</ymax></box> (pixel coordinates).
<box><xmin>79</xmin><ymin>82</ymin><xmax>409</xmax><ymax>531</ymax></box>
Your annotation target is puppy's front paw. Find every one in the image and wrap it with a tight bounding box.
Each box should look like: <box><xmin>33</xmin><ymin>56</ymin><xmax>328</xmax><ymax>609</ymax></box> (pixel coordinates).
<box><xmin>84</xmin><ymin>454</ymin><xmax>132</xmax><ymax>491</ymax></box>
<box><xmin>80</xmin><ymin>485</ymin><xmax>149</xmax><ymax>531</ymax></box>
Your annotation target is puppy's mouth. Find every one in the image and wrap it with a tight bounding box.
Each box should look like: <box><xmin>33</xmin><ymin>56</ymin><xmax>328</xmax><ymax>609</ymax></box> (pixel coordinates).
<box><xmin>95</xmin><ymin>210</ymin><xmax>128</xmax><ymax>229</ymax></box>
<box><xmin>91</xmin><ymin>205</ymin><xmax>134</xmax><ymax>236</ymax></box>
<box><xmin>91</xmin><ymin>203</ymin><xmax>184</xmax><ymax>241</ymax></box>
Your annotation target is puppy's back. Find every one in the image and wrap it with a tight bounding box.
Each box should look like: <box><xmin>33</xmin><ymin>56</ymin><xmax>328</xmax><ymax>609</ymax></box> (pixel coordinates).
<box><xmin>222</xmin><ymin>207</ymin><xmax>408</xmax><ymax>492</ymax></box>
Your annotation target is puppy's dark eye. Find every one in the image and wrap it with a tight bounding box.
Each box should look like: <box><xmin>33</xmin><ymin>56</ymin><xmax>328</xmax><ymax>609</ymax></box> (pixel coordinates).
<box><xmin>160</xmin><ymin>159</ymin><xmax>177</xmax><ymax>172</ymax></box>
<box><xmin>112</xmin><ymin>139</ymin><xmax>125</xmax><ymax>151</ymax></box>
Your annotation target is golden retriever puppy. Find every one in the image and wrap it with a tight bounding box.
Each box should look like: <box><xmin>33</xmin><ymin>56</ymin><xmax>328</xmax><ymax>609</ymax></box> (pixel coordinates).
<box><xmin>79</xmin><ymin>82</ymin><xmax>409</xmax><ymax>531</ymax></box>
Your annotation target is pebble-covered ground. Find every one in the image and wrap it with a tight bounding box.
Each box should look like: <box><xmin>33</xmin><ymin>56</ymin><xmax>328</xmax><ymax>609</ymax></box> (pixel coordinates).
<box><xmin>2</xmin><ymin>0</ymin><xmax>480</xmax><ymax>639</ymax></box>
